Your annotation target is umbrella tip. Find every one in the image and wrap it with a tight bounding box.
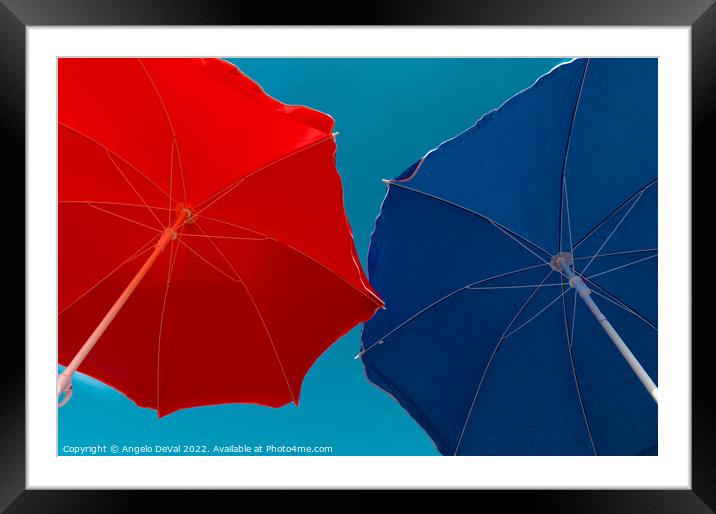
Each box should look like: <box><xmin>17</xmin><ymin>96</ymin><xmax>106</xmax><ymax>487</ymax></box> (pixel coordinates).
<box><xmin>353</xmin><ymin>351</ymin><xmax>363</xmax><ymax>360</ymax></box>
<box><xmin>382</xmin><ymin>179</ymin><xmax>392</xmax><ymax>185</ymax></box>
<box><xmin>332</xmin><ymin>131</ymin><xmax>340</xmax><ymax>138</ymax></box>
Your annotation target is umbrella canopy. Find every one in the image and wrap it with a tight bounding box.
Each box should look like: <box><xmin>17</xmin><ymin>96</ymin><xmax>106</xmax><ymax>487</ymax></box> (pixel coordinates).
<box><xmin>359</xmin><ymin>58</ymin><xmax>657</xmax><ymax>455</ymax></box>
<box><xmin>58</xmin><ymin>58</ymin><xmax>383</xmax><ymax>416</ymax></box>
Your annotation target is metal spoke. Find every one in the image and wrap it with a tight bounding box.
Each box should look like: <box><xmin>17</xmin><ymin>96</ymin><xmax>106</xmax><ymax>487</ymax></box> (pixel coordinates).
<box><xmin>579</xmin><ymin>190</ymin><xmax>646</xmax><ymax>276</ymax></box>
<box><xmin>453</xmin><ymin>270</ymin><xmax>554</xmax><ymax>454</ymax></box>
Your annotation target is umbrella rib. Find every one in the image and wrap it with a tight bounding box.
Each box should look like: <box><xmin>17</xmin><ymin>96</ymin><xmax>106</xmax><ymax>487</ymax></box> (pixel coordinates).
<box><xmin>168</xmin><ymin>140</ymin><xmax>174</xmax><ymax>225</ymax></box>
<box><xmin>59</xmin><ymin>122</ymin><xmax>178</xmax><ymax>206</ymax></box>
<box><xmin>563</xmin><ymin>175</ymin><xmax>575</xmax><ymax>256</ymax></box>
<box><xmin>176</xmin><ymin>239</ymin><xmax>242</xmax><ymax>283</ymax></box>
<box><xmin>573</xmin><ymin>179</ymin><xmax>657</xmax><ymax>252</ymax></box>
<box><xmin>181</xmin><ymin>233</ymin><xmax>269</xmax><ymax>241</ymax></box>
<box><xmin>173</xmin><ymin>137</ymin><xmax>189</xmax><ymax>206</ymax></box>
<box><xmin>558</xmin><ymin>58</ymin><xmax>589</xmax><ymax>254</ymax></box>
<box><xmin>193</xmin><ymin>220</ymin><xmax>247</xmax><ymax>281</ymax></box>
<box><xmin>467</xmin><ymin>283</ymin><xmax>563</xmax><ymax>290</ymax></box>
<box><xmin>83</xmin><ymin>202</ymin><xmax>163</xmax><ymax>233</ymax></box>
<box><xmin>192</xmin><ymin>221</ymin><xmax>296</xmax><ymax>403</ymax></box>
<box><xmin>585</xmin><ymin>253</ymin><xmax>657</xmax><ymax>281</ymax></box>
<box><xmin>60</xmin><ymin>200</ymin><xmax>171</xmax><ymax>212</ymax></box>
<box><xmin>579</xmin><ymin>189</ymin><xmax>646</xmax><ymax>277</ymax></box>
<box><xmin>137</xmin><ymin>59</ymin><xmax>188</xmax><ymax>205</ymax></box>
<box><xmin>60</xmin><ymin>201</ymin><xmax>168</xmax><ymax>232</ymax></box>
<box><xmin>572</xmin><ymin>247</ymin><xmax>659</xmax><ymax>332</ymax></box>
<box><xmin>574</xmin><ymin>248</ymin><xmax>658</xmax><ymax>261</ymax></box>
<box><xmin>184</xmin><ymin>213</ymin><xmax>268</xmax><ymax>238</ymax></box>
<box><xmin>193</xmin><ymin>134</ymin><xmax>335</xmax><ymax>216</ymax></box>
<box><xmin>356</xmin><ymin>261</ymin><xmax>551</xmax><ymax>358</ymax></box>
<box><xmin>570</xmin><ymin>284</ymin><xmax>578</xmax><ymax>347</ymax></box>
<box><xmin>453</xmin><ymin>270</ymin><xmax>554</xmax><ymax>455</ymax></box>
<box><xmin>278</xmin><ymin>237</ymin><xmax>384</xmax><ymax>306</ymax></box>
<box><xmin>488</xmin><ymin>219</ymin><xmax>558</xmax><ymax>273</ymax></box>
<box><xmin>561</xmin><ymin>287</ymin><xmax>598</xmax><ymax>455</ymax></box>
<box><xmin>156</xmin><ymin>224</ymin><xmax>184</xmax><ymax>411</ymax></box>
<box><xmin>196</xmin><ymin>213</ymin><xmax>383</xmax><ymax>306</ymax></box>
<box><xmin>105</xmin><ymin>149</ymin><xmax>165</xmax><ymax>230</ymax></box>
<box><xmin>561</xmin><ymin>276</ymin><xmax>573</xmax><ymax>345</ymax></box>
<box><xmin>559</xmin><ymin>275</ymin><xmax>598</xmax><ymax>455</ymax></box>
<box><xmin>388</xmin><ymin>183</ymin><xmax>553</xmax><ymax>263</ymax></box>
<box><xmin>58</xmin><ymin>234</ymin><xmax>157</xmax><ymax>316</ymax></box>
<box><xmin>588</xmin><ymin>284</ymin><xmax>657</xmax><ymax>331</ymax></box>
<box><xmin>503</xmin><ymin>288</ymin><xmax>570</xmax><ymax>340</ymax></box>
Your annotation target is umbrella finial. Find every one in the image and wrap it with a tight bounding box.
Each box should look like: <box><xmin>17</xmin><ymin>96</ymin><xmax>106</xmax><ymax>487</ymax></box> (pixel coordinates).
<box><xmin>180</xmin><ymin>207</ymin><xmax>195</xmax><ymax>224</ymax></box>
<box><xmin>550</xmin><ymin>251</ymin><xmax>573</xmax><ymax>272</ymax></box>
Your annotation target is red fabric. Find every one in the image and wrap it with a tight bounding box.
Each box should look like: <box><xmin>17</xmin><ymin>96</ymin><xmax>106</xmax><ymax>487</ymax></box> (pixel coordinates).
<box><xmin>58</xmin><ymin>58</ymin><xmax>382</xmax><ymax>416</ymax></box>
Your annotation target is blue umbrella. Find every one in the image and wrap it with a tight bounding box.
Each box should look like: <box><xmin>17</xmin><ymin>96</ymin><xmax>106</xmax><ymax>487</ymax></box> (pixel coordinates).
<box><xmin>359</xmin><ymin>58</ymin><xmax>657</xmax><ymax>456</ymax></box>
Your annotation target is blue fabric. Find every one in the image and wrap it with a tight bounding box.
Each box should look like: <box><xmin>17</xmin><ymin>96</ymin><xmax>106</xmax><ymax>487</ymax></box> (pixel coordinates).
<box><xmin>361</xmin><ymin>58</ymin><xmax>657</xmax><ymax>455</ymax></box>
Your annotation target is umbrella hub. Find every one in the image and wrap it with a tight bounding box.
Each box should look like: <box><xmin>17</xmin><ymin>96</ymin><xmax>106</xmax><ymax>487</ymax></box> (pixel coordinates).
<box><xmin>156</xmin><ymin>208</ymin><xmax>194</xmax><ymax>252</ymax></box>
<box><xmin>550</xmin><ymin>251</ymin><xmax>573</xmax><ymax>273</ymax></box>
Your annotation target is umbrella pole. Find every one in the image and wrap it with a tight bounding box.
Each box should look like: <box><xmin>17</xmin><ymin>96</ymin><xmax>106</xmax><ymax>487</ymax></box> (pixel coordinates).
<box><xmin>560</xmin><ymin>261</ymin><xmax>658</xmax><ymax>404</ymax></box>
<box><xmin>57</xmin><ymin>209</ymin><xmax>190</xmax><ymax>406</ymax></box>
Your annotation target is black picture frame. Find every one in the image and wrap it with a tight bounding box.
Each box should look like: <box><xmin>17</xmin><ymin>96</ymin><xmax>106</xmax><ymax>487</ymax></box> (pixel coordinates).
<box><xmin>1</xmin><ymin>1</ymin><xmax>709</xmax><ymax>511</ymax></box>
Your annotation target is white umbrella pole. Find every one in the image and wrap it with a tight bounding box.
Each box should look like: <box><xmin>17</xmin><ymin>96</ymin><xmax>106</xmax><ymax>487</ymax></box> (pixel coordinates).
<box><xmin>560</xmin><ymin>260</ymin><xmax>658</xmax><ymax>403</ymax></box>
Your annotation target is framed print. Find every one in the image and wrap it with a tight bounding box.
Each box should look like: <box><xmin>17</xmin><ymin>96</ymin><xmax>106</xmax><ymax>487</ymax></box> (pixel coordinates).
<box><xmin>1</xmin><ymin>0</ymin><xmax>710</xmax><ymax>511</ymax></box>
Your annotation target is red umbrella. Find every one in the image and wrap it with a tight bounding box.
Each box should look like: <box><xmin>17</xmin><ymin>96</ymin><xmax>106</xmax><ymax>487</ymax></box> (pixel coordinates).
<box><xmin>57</xmin><ymin>58</ymin><xmax>383</xmax><ymax>416</ymax></box>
